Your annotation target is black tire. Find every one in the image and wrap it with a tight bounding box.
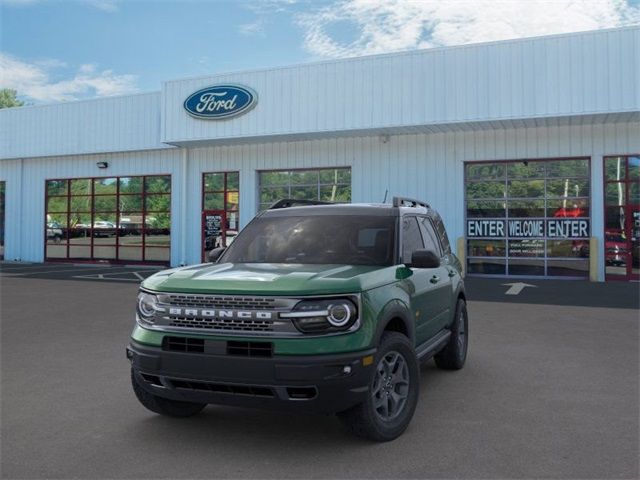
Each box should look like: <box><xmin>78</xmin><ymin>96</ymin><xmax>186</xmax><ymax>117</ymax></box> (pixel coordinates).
<box><xmin>434</xmin><ymin>299</ymin><xmax>468</xmax><ymax>370</ymax></box>
<box><xmin>337</xmin><ymin>332</ymin><xmax>420</xmax><ymax>442</ymax></box>
<box><xmin>131</xmin><ymin>369</ymin><xmax>206</xmax><ymax>417</ymax></box>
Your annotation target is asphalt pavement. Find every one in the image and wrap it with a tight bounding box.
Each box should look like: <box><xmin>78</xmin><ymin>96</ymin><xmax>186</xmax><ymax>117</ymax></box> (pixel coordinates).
<box><xmin>0</xmin><ymin>265</ymin><xmax>638</xmax><ymax>479</ymax></box>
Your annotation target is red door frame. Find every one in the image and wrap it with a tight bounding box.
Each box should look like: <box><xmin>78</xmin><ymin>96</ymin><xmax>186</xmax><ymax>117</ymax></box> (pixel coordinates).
<box><xmin>603</xmin><ymin>155</ymin><xmax>639</xmax><ymax>281</ymax></box>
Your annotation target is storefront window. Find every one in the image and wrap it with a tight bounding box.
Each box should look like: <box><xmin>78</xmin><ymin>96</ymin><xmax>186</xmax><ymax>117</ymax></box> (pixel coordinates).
<box><xmin>202</xmin><ymin>172</ymin><xmax>240</xmax><ymax>261</ymax></box>
<box><xmin>45</xmin><ymin>175</ymin><xmax>171</xmax><ymax>264</ymax></box>
<box><xmin>465</xmin><ymin>158</ymin><xmax>591</xmax><ymax>277</ymax></box>
<box><xmin>258</xmin><ymin>167</ymin><xmax>351</xmax><ymax>211</ymax></box>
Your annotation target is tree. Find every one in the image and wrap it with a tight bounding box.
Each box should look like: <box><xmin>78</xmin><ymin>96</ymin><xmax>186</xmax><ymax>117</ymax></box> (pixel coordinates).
<box><xmin>0</xmin><ymin>89</ymin><xmax>24</xmax><ymax>109</ymax></box>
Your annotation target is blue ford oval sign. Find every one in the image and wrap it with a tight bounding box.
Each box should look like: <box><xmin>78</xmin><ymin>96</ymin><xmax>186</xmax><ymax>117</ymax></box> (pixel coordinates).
<box><xmin>183</xmin><ymin>84</ymin><xmax>257</xmax><ymax>119</ymax></box>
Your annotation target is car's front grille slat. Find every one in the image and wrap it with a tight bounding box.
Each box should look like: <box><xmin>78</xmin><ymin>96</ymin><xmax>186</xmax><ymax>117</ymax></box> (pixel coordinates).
<box><xmin>168</xmin><ymin>316</ymin><xmax>274</xmax><ymax>332</ymax></box>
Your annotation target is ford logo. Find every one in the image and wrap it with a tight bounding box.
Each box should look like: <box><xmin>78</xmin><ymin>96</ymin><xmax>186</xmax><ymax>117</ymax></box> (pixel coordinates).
<box><xmin>183</xmin><ymin>84</ymin><xmax>257</xmax><ymax>119</ymax></box>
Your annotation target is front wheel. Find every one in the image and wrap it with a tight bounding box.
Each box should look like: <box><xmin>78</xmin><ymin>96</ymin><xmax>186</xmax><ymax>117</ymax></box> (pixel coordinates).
<box><xmin>131</xmin><ymin>369</ymin><xmax>206</xmax><ymax>417</ymax></box>
<box><xmin>434</xmin><ymin>299</ymin><xmax>468</xmax><ymax>370</ymax></box>
<box><xmin>337</xmin><ymin>332</ymin><xmax>420</xmax><ymax>442</ymax></box>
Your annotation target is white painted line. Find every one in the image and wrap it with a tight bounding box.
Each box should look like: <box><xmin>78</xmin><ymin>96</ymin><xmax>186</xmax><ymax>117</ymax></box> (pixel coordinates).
<box><xmin>72</xmin><ymin>275</ymin><xmax>140</xmax><ymax>282</ymax></box>
<box><xmin>133</xmin><ymin>272</ymin><xmax>145</xmax><ymax>280</ymax></box>
<box><xmin>502</xmin><ymin>282</ymin><xmax>537</xmax><ymax>295</ymax></box>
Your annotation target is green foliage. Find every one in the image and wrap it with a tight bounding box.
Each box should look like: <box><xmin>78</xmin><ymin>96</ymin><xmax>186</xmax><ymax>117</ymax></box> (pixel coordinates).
<box><xmin>0</xmin><ymin>89</ymin><xmax>24</xmax><ymax>109</ymax></box>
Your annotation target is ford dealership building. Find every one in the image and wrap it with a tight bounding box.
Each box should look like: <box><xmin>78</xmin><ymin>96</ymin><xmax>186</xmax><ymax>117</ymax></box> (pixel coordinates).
<box><xmin>0</xmin><ymin>27</ymin><xmax>638</xmax><ymax>281</ymax></box>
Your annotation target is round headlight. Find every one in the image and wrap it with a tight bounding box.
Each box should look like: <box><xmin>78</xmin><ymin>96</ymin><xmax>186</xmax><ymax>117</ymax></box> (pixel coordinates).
<box><xmin>327</xmin><ymin>303</ymin><xmax>352</xmax><ymax>327</ymax></box>
<box><xmin>137</xmin><ymin>291</ymin><xmax>157</xmax><ymax>320</ymax></box>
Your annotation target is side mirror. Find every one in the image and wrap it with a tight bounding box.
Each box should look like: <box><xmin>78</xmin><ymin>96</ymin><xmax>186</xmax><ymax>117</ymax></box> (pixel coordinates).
<box><xmin>407</xmin><ymin>249</ymin><xmax>440</xmax><ymax>269</ymax></box>
<box><xmin>208</xmin><ymin>247</ymin><xmax>226</xmax><ymax>263</ymax></box>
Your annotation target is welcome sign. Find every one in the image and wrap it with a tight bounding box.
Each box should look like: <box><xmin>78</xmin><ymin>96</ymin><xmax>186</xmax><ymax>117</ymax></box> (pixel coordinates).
<box><xmin>467</xmin><ymin>219</ymin><xmax>589</xmax><ymax>239</ymax></box>
<box><xmin>184</xmin><ymin>85</ymin><xmax>257</xmax><ymax>119</ymax></box>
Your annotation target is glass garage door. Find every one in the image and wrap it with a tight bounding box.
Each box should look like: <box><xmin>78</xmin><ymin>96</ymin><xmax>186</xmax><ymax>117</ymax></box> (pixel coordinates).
<box><xmin>45</xmin><ymin>175</ymin><xmax>171</xmax><ymax>264</ymax></box>
<box><xmin>465</xmin><ymin>158</ymin><xmax>591</xmax><ymax>278</ymax></box>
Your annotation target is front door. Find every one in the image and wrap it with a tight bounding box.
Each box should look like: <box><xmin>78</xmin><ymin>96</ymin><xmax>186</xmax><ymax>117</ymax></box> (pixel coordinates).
<box><xmin>202</xmin><ymin>210</ymin><xmax>226</xmax><ymax>262</ymax></box>
<box><xmin>604</xmin><ymin>155</ymin><xmax>639</xmax><ymax>281</ymax></box>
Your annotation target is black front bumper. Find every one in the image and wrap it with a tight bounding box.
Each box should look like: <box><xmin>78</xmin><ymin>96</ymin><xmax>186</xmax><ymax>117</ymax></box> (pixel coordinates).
<box><xmin>127</xmin><ymin>340</ymin><xmax>376</xmax><ymax>414</ymax></box>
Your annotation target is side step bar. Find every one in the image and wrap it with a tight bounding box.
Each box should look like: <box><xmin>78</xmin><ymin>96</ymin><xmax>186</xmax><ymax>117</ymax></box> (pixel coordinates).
<box><xmin>415</xmin><ymin>329</ymin><xmax>451</xmax><ymax>361</ymax></box>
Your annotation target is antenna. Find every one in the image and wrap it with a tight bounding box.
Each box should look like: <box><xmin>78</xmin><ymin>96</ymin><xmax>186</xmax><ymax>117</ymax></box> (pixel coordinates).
<box><xmin>382</xmin><ymin>189</ymin><xmax>388</xmax><ymax>203</ymax></box>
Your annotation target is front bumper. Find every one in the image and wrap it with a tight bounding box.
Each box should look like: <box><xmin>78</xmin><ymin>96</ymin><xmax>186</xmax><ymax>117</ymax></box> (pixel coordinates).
<box><xmin>127</xmin><ymin>340</ymin><xmax>376</xmax><ymax>414</ymax></box>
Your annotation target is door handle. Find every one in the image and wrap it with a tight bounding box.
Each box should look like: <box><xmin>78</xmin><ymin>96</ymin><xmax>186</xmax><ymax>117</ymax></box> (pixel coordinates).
<box><xmin>430</xmin><ymin>275</ymin><xmax>440</xmax><ymax>284</ymax></box>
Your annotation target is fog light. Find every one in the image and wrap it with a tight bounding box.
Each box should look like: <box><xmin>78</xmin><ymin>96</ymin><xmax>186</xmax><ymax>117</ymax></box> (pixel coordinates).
<box><xmin>342</xmin><ymin>365</ymin><xmax>352</xmax><ymax>374</ymax></box>
<box><xmin>362</xmin><ymin>355</ymin><xmax>374</xmax><ymax>366</ymax></box>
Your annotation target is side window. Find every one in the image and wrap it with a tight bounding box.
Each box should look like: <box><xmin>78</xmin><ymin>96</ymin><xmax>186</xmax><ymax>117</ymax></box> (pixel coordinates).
<box><xmin>402</xmin><ymin>217</ymin><xmax>424</xmax><ymax>263</ymax></box>
<box><xmin>433</xmin><ymin>214</ymin><xmax>451</xmax><ymax>254</ymax></box>
<box><xmin>418</xmin><ymin>217</ymin><xmax>441</xmax><ymax>256</ymax></box>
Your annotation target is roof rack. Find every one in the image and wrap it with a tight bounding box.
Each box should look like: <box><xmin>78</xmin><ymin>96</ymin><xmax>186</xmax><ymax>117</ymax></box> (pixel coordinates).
<box><xmin>392</xmin><ymin>196</ymin><xmax>431</xmax><ymax>209</ymax></box>
<box><xmin>268</xmin><ymin>198</ymin><xmax>335</xmax><ymax>209</ymax></box>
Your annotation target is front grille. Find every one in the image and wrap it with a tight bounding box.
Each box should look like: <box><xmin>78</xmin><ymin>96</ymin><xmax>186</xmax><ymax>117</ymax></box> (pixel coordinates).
<box><xmin>163</xmin><ymin>294</ymin><xmax>278</xmax><ymax>310</ymax></box>
<box><xmin>227</xmin><ymin>341</ymin><xmax>273</xmax><ymax>357</ymax></box>
<box><xmin>168</xmin><ymin>316</ymin><xmax>274</xmax><ymax>332</ymax></box>
<box><xmin>168</xmin><ymin>379</ymin><xmax>275</xmax><ymax>397</ymax></box>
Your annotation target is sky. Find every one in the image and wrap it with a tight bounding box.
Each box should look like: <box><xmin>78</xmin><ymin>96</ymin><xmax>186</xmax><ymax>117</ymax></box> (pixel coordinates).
<box><xmin>1</xmin><ymin>0</ymin><xmax>639</xmax><ymax>104</ymax></box>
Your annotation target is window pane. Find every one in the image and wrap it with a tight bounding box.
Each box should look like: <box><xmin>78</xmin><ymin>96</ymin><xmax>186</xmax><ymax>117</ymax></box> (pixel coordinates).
<box><xmin>145</xmin><ymin>194</ymin><xmax>171</xmax><ymax>212</ymax></box>
<box><xmin>291</xmin><ymin>170</ymin><xmax>318</xmax><ymax>185</ymax></box>
<box><xmin>93</xmin><ymin>178</ymin><xmax>117</xmax><ymax>194</ymax></box>
<box><xmin>118</xmin><ymin>246</ymin><xmax>143</xmax><ymax>261</ymax></box>
<box><xmin>629</xmin><ymin>156</ymin><xmax>639</xmax><ymax>180</ymax></box>
<box><xmin>145</xmin><ymin>213</ymin><xmax>171</xmax><ymax>230</ymax></box>
<box><xmin>467</xmin><ymin>240</ymin><xmax>506</xmax><ymax>257</ymax></box>
<box><xmin>546</xmin><ymin>159</ymin><xmax>589</xmax><ymax>178</ymax></box>
<box><xmin>204</xmin><ymin>173</ymin><xmax>224</xmax><ymax>191</ymax></box>
<box><xmin>68</xmin><ymin>245</ymin><xmax>92</xmax><ymax>259</ymax></box>
<box><xmin>118</xmin><ymin>194</ymin><xmax>142</xmax><ymax>212</ymax></box>
<box><xmin>47</xmin><ymin>180</ymin><xmax>67</xmax><ymax>196</ymax></box>
<box><xmin>466</xmin><ymin>163</ymin><xmax>505</xmax><ymax>180</ymax></box>
<box><xmin>93</xmin><ymin>233</ymin><xmax>116</xmax><ymax>246</ymax></box>
<box><xmin>547</xmin><ymin>240</ymin><xmax>589</xmax><ymax>258</ymax></box>
<box><xmin>507</xmin><ymin>200</ymin><xmax>545</xmax><ymax>217</ymax></box>
<box><xmin>547</xmin><ymin>179</ymin><xmax>590</xmax><ymax>198</ymax></box>
<box><xmin>260</xmin><ymin>186</ymin><xmax>288</xmax><ymax>204</ymax></box>
<box><xmin>46</xmin><ymin>221</ymin><xmax>66</xmax><ymax>244</ymax></box>
<box><xmin>204</xmin><ymin>193</ymin><xmax>224</xmax><ymax>210</ymax></box>
<box><xmin>119</xmin><ymin>230</ymin><xmax>143</xmax><ymax>247</ymax></box>
<box><xmin>466</xmin><ymin>182</ymin><xmax>505</xmax><ymax>199</ymax></box>
<box><xmin>506</xmin><ymin>161</ymin><xmax>545</xmax><ymax>179</ymax></box>
<box><xmin>402</xmin><ymin>217</ymin><xmax>424</xmax><ymax>264</ymax></box>
<box><xmin>290</xmin><ymin>186</ymin><xmax>317</xmax><ymax>200</ymax></box>
<box><xmin>260</xmin><ymin>171</ymin><xmax>289</xmax><ymax>186</ymax></box>
<box><xmin>466</xmin><ymin>200</ymin><xmax>505</xmax><ymax>218</ymax></box>
<box><xmin>548</xmin><ymin>199</ymin><xmax>589</xmax><ymax>218</ymax></box>
<box><xmin>145</xmin><ymin>230</ymin><xmax>171</xmax><ymax>247</ymax></box>
<box><xmin>605</xmin><ymin>157</ymin><xmax>626</xmax><ymax>181</ymax></box>
<box><xmin>507</xmin><ymin>180</ymin><xmax>545</xmax><ymax>198</ymax></box>
<box><xmin>70</xmin><ymin>196</ymin><xmax>92</xmax><ymax>212</ymax></box>
<box><xmin>93</xmin><ymin>212</ymin><xmax>117</xmax><ymax>225</ymax></box>
<box><xmin>507</xmin><ymin>259</ymin><xmax>545</xmax><ymax>276</ymax></box>
<box><xmin>319</xmin><ymin>168</ymin><xmax>351</xmax><ymax>184</ymax></box>
<box><xmin>467</xmin><ymin>258</ymin><xmax>506</xmax><ymax>275</ymax></box>
<box><xmin>605</xmin><ymin>207</ymin><xmax>625</xmax><ymax>230</ymax></box>
<box><xmin>226</xmin><ymin>191</ymin><xmax>239</xmax><ymax>211</ymax></box>
<box><xmin>46</xmin><ymin>244</ymin><xmax>68</xmax><ymax>258</ymax></box>
<box><xmin>94</xmin><ymin>195</ymin><xmax>117</xmax><ymax>212</ymax></box>
<box><xmin>47</xmin><ymin>197</ymin><xmax>67</xmax><ymax>213</ymax></box>
<box><xmin>605</xmin><ymin>183</ymin><xmax>626</xmax><ymax>205</ymax></box>
<box><xmin>227</xmin><ymin>172</ymin><xmax>240</xmax><ymax>190</ymax></box>
<box><xmin>629</xmin><ymin>183</ymin><xmax>639</xmax><ymax>205</ymax></box>
<box><xmin>145</xmin><ymin>247</ymin><xmax>170</xmax><ymax>262</ymax></box>
<box><xmin>145</xmin><ymin>176</ymin><xmax>171</xmax><ymax>193</ymax></box>
<box><xmin>46</xmin><ymin>213</ymin><xmax>68</xmax><ymax>229</ymax></box>
<box><xmin>70</xmin><ymin>179</ymin><xmax>91</xmax><ymax>195</ymax></box>
<box><xmin>508</xmin><ymin>240</ymin><xmax>544</xmax><ymax>257</ymax></box>
<box><xmin>418</xmin><ymin>218</ymin><xmax>440</xmax><ymax>255</ymax></box>
<box><xmin>546</xmin><ymin>260</ymin><xmax>589</xmax><ymax>277</ymax></box>
<box><xmin>320</xmin><ymin>185</ymin><xmax>351</xmax><ymax>202</ymax></box>
<box><xmin>119</xmin><ymin>177</ymin><xmax>143</xmax><ymax>194</ymax></box>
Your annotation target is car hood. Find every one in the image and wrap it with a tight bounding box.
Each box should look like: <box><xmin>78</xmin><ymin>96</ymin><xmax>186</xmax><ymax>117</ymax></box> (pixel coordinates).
<box><xmin>142</xmin><ymin>262</ymin><xmax>399</xmax><ymax>295</ymax></box>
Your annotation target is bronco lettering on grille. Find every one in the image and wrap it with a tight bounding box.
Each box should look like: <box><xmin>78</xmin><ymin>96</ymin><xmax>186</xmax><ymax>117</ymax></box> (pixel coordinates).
<box><xmin>167</xmin><ymin>308</ymin><xmax>274</xmax><ymax>320</ymax></box>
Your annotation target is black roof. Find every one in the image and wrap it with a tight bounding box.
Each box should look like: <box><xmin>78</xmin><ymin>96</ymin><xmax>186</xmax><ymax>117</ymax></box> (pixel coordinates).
<box><xmin>261</xmin><ymin>197</ymin><xmax>433</xmax><ymax>218</ymax></box>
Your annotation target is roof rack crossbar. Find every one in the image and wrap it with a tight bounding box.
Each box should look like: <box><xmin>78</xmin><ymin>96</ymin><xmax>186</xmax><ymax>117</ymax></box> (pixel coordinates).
<box><xmin>392</xmin><ymin>196</ymin><xmax>431</xmax><ymax>209</ymax></box>
<box><xmin>269</xmin><ymin>198</ymin><xmax>334</xmax><ymax>209</ymax></box>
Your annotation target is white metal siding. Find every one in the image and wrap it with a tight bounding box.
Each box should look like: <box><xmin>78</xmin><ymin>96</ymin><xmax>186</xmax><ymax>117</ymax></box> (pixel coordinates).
<box><xmin>162</xmin><ymin>27</ymin><xmax>639</xmax><ymax>145</ymax></box>
<box><xmin>2</xmin><ymin>121</ymin><xmax>638</xmax><ymax>281</ymax></box>
<box><xmin>0</xmin><ymin>92</ymin><xmax>168</xmax><ymax>160</ymax></box>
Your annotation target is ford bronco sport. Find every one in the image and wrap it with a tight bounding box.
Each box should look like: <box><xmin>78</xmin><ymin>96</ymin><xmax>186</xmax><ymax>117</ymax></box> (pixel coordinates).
<box><xmin>127</xmin><ymin>197</ymin><xmax>468</xmax><ymax>441</ymax></box>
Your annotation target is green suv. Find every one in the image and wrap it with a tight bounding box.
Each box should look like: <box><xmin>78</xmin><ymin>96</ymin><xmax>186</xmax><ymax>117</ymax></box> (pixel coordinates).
<box><xmin>128</xmin><ymin>197</ymin><xmax>468</xmax><ymax>441</ymax></box>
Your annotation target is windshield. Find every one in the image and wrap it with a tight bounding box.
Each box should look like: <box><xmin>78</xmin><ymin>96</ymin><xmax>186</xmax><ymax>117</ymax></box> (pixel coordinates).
<box><xmin>220</xmin><ymin>215</ymin><xmax>396</xmax><ymax>266</ymax></box>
